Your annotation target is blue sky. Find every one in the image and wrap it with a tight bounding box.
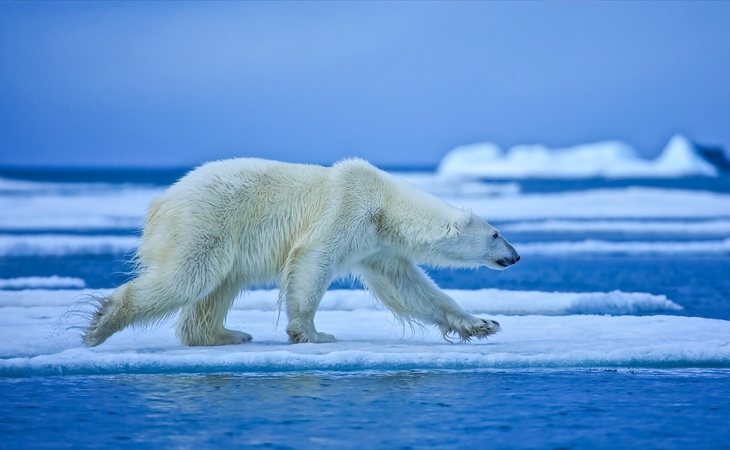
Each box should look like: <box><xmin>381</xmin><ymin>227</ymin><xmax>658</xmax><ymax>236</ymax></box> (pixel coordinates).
<box><xmin>1</xmin><ymin>1</ymin><xmax>729</xmax><ymax>167</ymax></box>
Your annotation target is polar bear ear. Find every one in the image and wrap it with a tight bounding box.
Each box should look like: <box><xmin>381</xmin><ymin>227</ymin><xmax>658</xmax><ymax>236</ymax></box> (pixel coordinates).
<box><xmin>445</xmin><ymin>222</ymin><xmax>461</xmax><ymax>238</ymax></box>
<box><xmin>444</xmin><ymin>210</ymin><xmax>471</xmax><ymax>238</ymax></box>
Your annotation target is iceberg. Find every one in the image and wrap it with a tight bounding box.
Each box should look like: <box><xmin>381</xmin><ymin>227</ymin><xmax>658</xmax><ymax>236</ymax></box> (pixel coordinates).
<box><xmin>438</xmin><ymin>135</ymin><xmax>720</xmax><ymax>179</ymax></box>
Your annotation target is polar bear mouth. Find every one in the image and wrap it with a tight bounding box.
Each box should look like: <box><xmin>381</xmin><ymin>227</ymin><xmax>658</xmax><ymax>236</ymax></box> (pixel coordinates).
<box><xmin>495</xmin><ymin>256</ymin><xmax>520</xmax><ymax>268</ymax></box>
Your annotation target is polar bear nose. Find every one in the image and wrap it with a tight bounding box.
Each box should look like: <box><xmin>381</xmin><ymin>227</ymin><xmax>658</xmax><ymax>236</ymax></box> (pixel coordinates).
<box><xmin>515</xmin><ymin>254</ymin><xmax>521</xmax><ymax>262</ymax></box>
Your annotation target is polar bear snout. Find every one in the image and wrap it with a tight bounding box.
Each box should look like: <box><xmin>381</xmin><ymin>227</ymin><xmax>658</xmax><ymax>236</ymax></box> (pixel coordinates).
<box><xmin>489</xmin><ymin>237</ymin><xmax>520</xmax><ymax>269</ymax></box>
<box><xmin>495</xmin><ymin>254</ymin><xmax>520</xmax><ymax>268</ymax></box>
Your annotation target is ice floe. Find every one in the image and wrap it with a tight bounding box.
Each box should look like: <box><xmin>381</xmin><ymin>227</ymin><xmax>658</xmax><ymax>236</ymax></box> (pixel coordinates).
<box><xmin>0</xmin><ymin>234</ymin><xmax>138</xmax><ymax>256</ymax></box>
<box><xmin>1</xmin><ymin>310</ymin><xmax>728</xmax><ymax>375</ymax></box>
<box><xmin>438</xmin><ymin>135</ymin><xmax>719</xmax><ymax>179</ymax></box>
<box><xmin>0</xmin><ymin>177</ymin><xmax>140</xmax><ymax>195</ymax></box>
<box><xmin>0</xmin><ymin>288</ymin><xmax>682</xmax><ymax>315</ymax></box>
<box><xmin>0</xmin><ymin>276</ymin><xmax>86</xmax><ymax>290</ymax></box>
<box><xmin>0</xmin><ymin>186</ymin><xmax>157</xmax><ymax>230</ymax></box>
<box><xmin>3</xmin><ymin>234</ymin><xmax>727</xmax><ymax>256</ymax></box>
<box><xmin>454</xmin><ymin>187</ymin><xmax>730</xmax><ymax>220</ymax></box>
<box><xmin>393</xmin><ymin>172</ymin><xmax>521</xmax><ymax>197</ymax></box>
<box><xmin>2</xmin><ymin>186</ymin><xmax>730</xmax><ymax>231</ymax></box>
<box><xmin>3</xmin><ymin>287</ymin><xmax>723</xmax><ymax>375</ymax></box>
<box><xmin>501</xmin><ymin>219</ymin><xmax>730</xmax><ymax>234</ymax></box>
<box><xmin>518</xmin><ymin>238</ymin><xmax>730</xmax><ymax>255</ymax></box>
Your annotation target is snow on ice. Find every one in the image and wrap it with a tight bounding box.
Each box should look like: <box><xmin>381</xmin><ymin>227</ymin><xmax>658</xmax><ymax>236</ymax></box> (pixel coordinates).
<box><xmin>2</xmin><ymin>288</ymin><xmax>727</xmax><ymax>376</ymax></box>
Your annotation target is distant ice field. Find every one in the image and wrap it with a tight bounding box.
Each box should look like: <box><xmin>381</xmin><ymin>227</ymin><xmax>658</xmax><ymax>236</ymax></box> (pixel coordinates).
<box><xmin>3</xmin><ymin>184</ymin><xmax>730</xmax><ymax>231</ymax></box>
<box><xmin>501</xmin><ymin>219</ymin><xmax>730</xmax><ymax>234</ymax></box>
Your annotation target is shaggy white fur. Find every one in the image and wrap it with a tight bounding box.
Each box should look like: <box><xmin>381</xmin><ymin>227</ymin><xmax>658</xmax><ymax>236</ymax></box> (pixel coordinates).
<box><xmin>84</xmin><ymin>158</ymin><xmax>519</xmax><ymax>346</ymax></box>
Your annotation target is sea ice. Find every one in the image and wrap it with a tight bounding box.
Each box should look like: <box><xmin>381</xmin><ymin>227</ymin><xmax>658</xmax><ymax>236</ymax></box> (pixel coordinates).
<box><xmin>2</xmin><ymin>186</ymin><xmax>729</xmax><ymax>231</ymax></box>
<box><xmin>452</xmin><ymin>187</ymin><xmax>730</xmax><ymax>220</ymax></box>
<box><xmin>0</xmin><ymin>186</ymin><xmax>157</xmax><ymax>230</ymax></box>
<box><xmin>3</xmin><ymin>287</ymin><xmax>724</xmax><ymax>376</ymax></box>
<box><xmin>501</xmin><ymin>219</ymin><xmax>730</xmax><ymax>234</ymax></box>
<box><xmin>0</xmin><ymin>234</ymin><xmax>138</xmax><ymax>256</ymax></box>
<box><xmin>518</xmin><ymin>238</ymin><xmax>730</xmax><ymax>255</ymax></box>
<box><xmin>0</xmin><ymin>276</ymin><xmax>86</xmax><ymax>289</ymax></box>
<box><xmin>0</xmin><ymin>288</ymin><xmax>682</xmax><ymax>315</ymax></box>
<box><xmin>3</xmin><ymin>234</ymin><xmax>727</xmax><ymax>256</ymax></box>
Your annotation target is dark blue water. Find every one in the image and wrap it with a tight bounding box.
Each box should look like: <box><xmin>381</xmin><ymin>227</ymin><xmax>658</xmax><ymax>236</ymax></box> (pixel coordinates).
<box><xmin>2</xmin><ymin>369</ymin><xmax>729</xmax><ymax>449</ymax></box>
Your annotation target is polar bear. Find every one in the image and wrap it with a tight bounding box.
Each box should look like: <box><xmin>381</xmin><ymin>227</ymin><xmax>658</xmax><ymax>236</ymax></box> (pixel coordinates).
<box><xmin>84</xmin><ymin>158</ymin><xmax>519</xmax><ymax>347</ymax></box>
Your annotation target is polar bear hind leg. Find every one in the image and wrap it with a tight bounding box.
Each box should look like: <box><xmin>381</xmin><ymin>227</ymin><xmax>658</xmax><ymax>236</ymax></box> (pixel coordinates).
<box><xmin>84</xmin><ymin>273</ymin><xmax>197</xmax><ymax>347</ymax></box>
<box><xmin>84</xmin><ymin>236</ymin><xmax>236</xmax><ymax>347</ymax></box>
<box><xmin>176</xmin><ymin>276</ymin><xmax>252</xmax><ymax>346</ymax></box>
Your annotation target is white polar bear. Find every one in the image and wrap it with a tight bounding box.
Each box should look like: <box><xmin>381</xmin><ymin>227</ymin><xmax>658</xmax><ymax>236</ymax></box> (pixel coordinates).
<box><xmin>84</xmin><ymin>158</ymin><xmax>520</xmax><ymax>347</ymax></box>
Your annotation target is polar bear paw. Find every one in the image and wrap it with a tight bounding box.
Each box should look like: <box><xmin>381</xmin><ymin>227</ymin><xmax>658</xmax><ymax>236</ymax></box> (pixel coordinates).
<box><xmin>215</xmin><ymin>329</ymin><xmax>253</xmax><ymax>345</ymax></box>
<box><xmin>288</xmin><ymin>329</ymin><xmax>337</xmax><ymax>344</ymax></box>
<box><xmin>184</xmin><ymin>328</ymin><xmax>252</xmax><ymax>346</ymax></box>
<box><xmin>443</xmin><ymin>316</ymin><xmax>501</xmax><ymax>342</ymax></box>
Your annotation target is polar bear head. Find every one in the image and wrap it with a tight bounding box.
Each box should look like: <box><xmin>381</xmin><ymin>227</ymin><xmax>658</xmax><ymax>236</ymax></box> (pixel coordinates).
<box><xmin>430</xmin><ymin>211</ymin><xmax>520</xmax><ymax>270</ymax></box>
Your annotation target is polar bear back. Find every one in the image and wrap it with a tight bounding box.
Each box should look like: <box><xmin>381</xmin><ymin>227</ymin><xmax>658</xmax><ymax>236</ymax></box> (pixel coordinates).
<box><xmin>139</xmin><ymin>159</ymin><xmax>330</xmax><ymax>273</ymax></box>
<box><xmin>136</xmin><ymin>157</ymin><xmax>467</xmax><ymax>282</ymax></box>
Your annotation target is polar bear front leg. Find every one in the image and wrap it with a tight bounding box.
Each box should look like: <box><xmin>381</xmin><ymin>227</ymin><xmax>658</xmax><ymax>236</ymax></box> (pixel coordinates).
<box><xmin>281</xmin><ymin>247</ymin><xmax>336</xmax><ymax>344</ymax></box>
<box><xmin>358</xmin><ymin>255</ymin><xmax>501</xmax><ymax>341</ymax></box>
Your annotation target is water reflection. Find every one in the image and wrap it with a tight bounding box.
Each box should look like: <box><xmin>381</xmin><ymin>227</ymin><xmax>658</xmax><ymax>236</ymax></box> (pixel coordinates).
<box><xmin>1</xmin><ymin>370</ymin><xmax>729</xmax><ymax>449</ymax></box>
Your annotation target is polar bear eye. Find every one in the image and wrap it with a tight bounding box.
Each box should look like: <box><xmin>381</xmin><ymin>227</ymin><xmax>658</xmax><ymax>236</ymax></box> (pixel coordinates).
<box><xmin>492</xmin><ymin>231</ymin><xmax>499</xmax><ymax>239</ymax></box>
